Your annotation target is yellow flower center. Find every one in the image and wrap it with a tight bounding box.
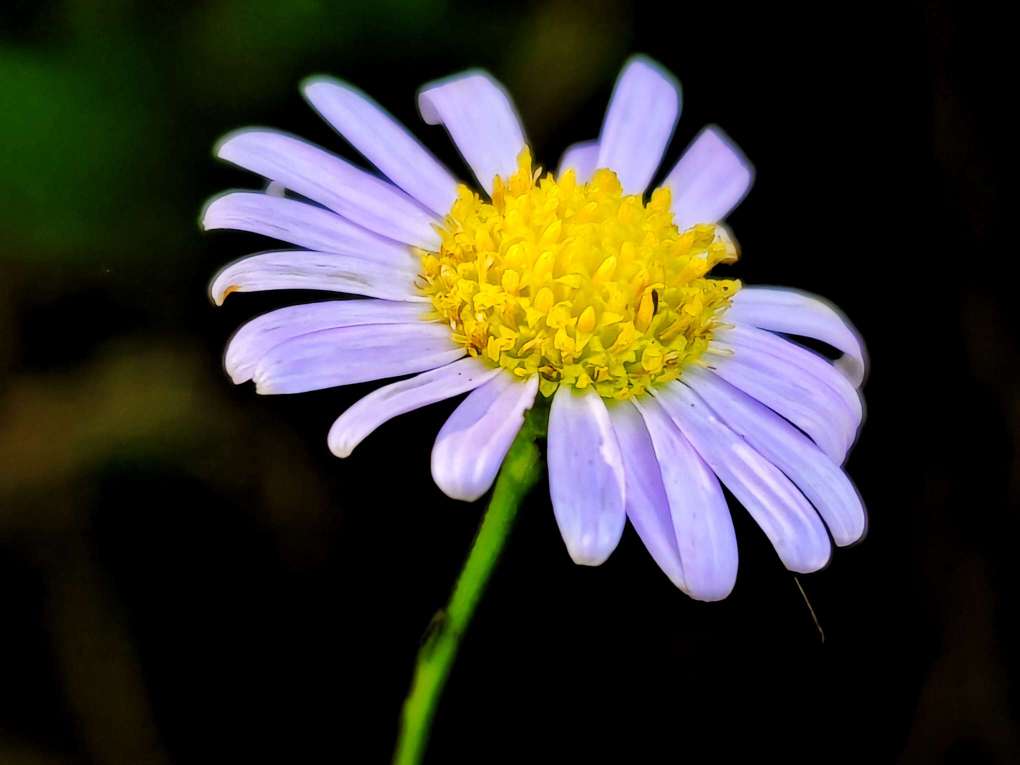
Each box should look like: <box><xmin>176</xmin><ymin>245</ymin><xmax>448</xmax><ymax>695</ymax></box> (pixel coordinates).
<box><xmin>418</xmin><ymin>149</ymin><xmax>741</xmax><ymax>399</ymax></box>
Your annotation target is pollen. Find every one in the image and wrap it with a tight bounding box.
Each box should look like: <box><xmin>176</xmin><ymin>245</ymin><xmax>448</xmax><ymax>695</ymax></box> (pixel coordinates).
<box><xmin>418</xmin><ymin>149</ymin><xmax>741</xmax><ymax>399</ymax></box>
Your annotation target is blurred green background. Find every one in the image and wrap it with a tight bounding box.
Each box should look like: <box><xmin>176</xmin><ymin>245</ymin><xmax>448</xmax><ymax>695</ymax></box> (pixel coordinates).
<box><xmin>2</xmin><ymin>1</ymin><xmax>1018</xmax><ymax>763</ymax></box>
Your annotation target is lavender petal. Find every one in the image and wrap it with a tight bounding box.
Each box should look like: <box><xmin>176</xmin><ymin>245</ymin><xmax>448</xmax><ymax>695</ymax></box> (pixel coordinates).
<box><xmin>252</xmin><ymin>322</ymin><xmax>463</xmax><ymax>394</ymax></box>
<box><xmin>654</xmin><ymin>382</ymin><xmax>832</xmax><ymax>574</ymax></box>
<box><xmin>302</xmin><ymin>77</ymin><xmax>459</xmax><ymax>216</ymax></box>
<box><xmin>633</xmin><ymin>396</ymin><xmax>739</xmax><ymax>600</ymax></box>
<box><xmin>431</xmin><ymin>374</ymin><xmax>539</xmax><ymax>501</ymax></box>
<box><xmin>209</xmin><ymin>250</ymin><xmax>424</xmax><ymax>306</ymax></box>
<box><xmin>662</xmin><ymin>126</ymin><xmax>754</xmax><ymax>229</ymax></box>
<box><xmin>216</xmin><ymin>129</ymin><xmax>440</xmax><ymax>249</ymax></box>
<box><xmin>202</xmin><ymin>192</ymin><xmax>418</xmax><ymax>268</ymax></box>
<box><xmin>706</xmin><ymin>339</ymin><xmax>856</xmax><ymax>463</ymax></box>
<box><xmin>727</xmin><ymin>287</ymin><xmax>867</xmax><ymax>386</ymax></box>
<box><xmin>548</xmin><ymin>387</ymin><xmax>627</xmax><ymax>566</ymax></box>
<box><xmin>609</xmin><ymin>400</ymin><xmax>738</xmax><ymax>600</ymax></box>
<box><xmin>557</xmin><ymin>140</ymin><xmax>599</xmax><ymax>183</ymax></box>
<box><xmin>596</xmin><ymin>56</ymin><xmax>680</xmax><ymax>195</ymax></box>
<box><xmin>716</xmin><ymin>322</ymin><xmax>864</xmax><ymax>430</ymax></box>
<box><xmin>418</xmin><ymin>71</ymin><xmax>527</xmax><ymax>195</ymax></box>
<box><xmin>685</xmin><ymin>367</ymin><xmax>866</xmax><ymax>545</ymax></box>
<box><xmin>328</xmin><ymin>356</ymin><xmax>498</xmax><ymax>458</ymax></box>
<box><xmin>224</xmin><ymin>299</ymin><xmax>428</xmax><ymax>384</ymax></box>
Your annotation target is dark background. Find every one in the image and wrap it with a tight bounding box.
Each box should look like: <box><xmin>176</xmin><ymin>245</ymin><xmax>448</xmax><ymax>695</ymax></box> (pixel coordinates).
<box><xmin>1</xmin><ymin>1</ymin><xmax>1016</xmax><ymax>763</ymax></box>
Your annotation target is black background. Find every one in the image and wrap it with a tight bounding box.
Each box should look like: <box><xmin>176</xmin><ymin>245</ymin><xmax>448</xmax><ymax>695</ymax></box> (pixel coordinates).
<box><xmin>1</xmin><ymin>1</ymin><xmax>1016</xmax><ymax>763</ymax></box>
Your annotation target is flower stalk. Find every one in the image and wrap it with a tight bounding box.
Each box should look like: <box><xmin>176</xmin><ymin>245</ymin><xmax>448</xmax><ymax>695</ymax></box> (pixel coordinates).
<box><xmin>393</xmin><ymin>407</ymin><xmax>546</xmax><ymax>765</ymax></box>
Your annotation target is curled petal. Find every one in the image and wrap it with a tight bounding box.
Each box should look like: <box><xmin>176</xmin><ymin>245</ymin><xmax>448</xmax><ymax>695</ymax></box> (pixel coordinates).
<box><xmin>216</xmin><ymin>129</ymin><xmax>440</xmax><ymax>248</ymax></box>
<box><xmin>685</xmin><ymin>367</ymin><xmax>866</xmax><ymax>546</ymax></box>
<box><xmin>209</xmin><ymin>250</ymin><xmax>424</xmax><ymax>306</ymax></box>
<box><xmin>418</xmin><ymin>71</ymin><xmax>527</xmax><ymax>195</ymax></box>
<box><xmin>716</xmin><ymin>322</ymin><xmax>864</xmax><ymax>431</ymax></box>
<box><xmin>328</xmin><ymin>357</ymin><xmax>498</xmax><ymax>458</ymax></box>
<box><xmin>431</xmin><ymin>374</ymin><xmax>539</xmax><ymax>501</ymax></box>
<box><xmin>253</xmin><ymin>322</ymin><xmax>463</xmax><ymax>394</ymax></box>
<box><xmin>224</xmin><ymin>300</ymin><xmax>428</xmax><ymax>384</ymax></box>
<box><xmin>705</xmin><ymin>339</ymin><xmax>856</xmax><ymax>463</ymax></box>
<box><xmin>596</xmin><ymin>56</ymin><xmax>680</xmax><ymax>195</ymax></box>
<box><xmin>302</xmin><ymin>77</ymin><xmax>459</xmax><ymax>216</ymax></box>
<box><xmin>662</xmin><ymin>126</ymin><xmax>754</xmax><ymax>229</ymax></box>
<box><xmin>548</xmin><ymin>387</ymin><xmax>627</xmax><ymax>566</ymax></box>
<box><xmin>727</xmin><ymin>287</ymin><xmax>867</xmax><ymax>386</ymax></box>
<box><xmin>654</xmin><ymin>382</ymin><xmax>831</xmax><ymax>574</ymax></box>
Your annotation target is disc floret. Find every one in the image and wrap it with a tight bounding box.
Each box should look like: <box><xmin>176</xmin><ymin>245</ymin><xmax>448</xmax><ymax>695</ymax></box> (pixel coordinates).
<box><xmin>419</xmin><ymin>149</ymin><xmax>740</xmax><ymax>399</ymax></box>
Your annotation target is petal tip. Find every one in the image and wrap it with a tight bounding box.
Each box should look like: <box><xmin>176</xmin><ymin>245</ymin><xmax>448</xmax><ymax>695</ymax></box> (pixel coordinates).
<box><xmin>433</xmin><ymin>477</ymin><xmax>485</xmax><ymax>503</ymax></box>
<box><xmin>685</xmin><ymin>580</ymin><xmax>736</xmax><ymax>603</ymax></box>
<box><xmin>299</xmin><ymin>73</ymin><xmax>336</xmax><ymax>96</ymax></box>
<box><xmin>566</xmin><ymin>545</ymin><xmax>612</xmax><ymax>567</ymax></box>
<box><xmin>702</xmin><ymin>123</ymin><xmax>756</xmax><ymax>181</ymax></box>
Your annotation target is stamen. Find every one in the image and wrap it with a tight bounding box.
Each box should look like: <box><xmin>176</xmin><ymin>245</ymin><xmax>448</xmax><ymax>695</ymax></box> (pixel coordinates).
<box><xmin>418</xmin><ymin>148</ymin><xmax>740</xmax><ymax>399</ymax></box>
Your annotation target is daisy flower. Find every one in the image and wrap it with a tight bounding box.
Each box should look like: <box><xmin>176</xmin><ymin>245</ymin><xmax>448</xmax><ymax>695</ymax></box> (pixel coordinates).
<box><xmin>204</xmin><ymin>56</ymin><xmax>867</xmax><ymax>602</ymax></box>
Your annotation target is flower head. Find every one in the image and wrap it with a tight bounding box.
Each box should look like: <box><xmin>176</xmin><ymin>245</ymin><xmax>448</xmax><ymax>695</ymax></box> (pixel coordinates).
<box><xmin>204</xmin><ymin>56</ymin><xmax>867</xmax><ymax>600</ymax></box>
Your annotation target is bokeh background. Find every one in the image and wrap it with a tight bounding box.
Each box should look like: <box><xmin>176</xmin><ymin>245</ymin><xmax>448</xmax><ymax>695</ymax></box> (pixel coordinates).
<box><xmin>2</xmin><ymin>1</ymin><xmax>1016</xmax><ymax>763</ymax></box>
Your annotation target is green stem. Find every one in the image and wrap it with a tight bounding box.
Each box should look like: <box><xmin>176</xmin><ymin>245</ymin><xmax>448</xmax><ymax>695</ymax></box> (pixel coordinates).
<box><xmin>393</xmin><ymin>410</ymin><xmax>545</xmax><ymax>765</ymax></box>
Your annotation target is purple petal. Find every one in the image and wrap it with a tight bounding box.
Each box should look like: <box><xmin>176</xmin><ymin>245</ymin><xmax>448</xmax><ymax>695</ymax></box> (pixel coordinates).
<box><xmin>596</xmin><ymin>56</ymin><xmax>680</xmax><ymax>195</ymax></box>
<box><xmin>224</xmin><ymin>299</ymin><xmax>428</xmax><ymax>384</ymax></box>
<box><xmin>202</xmin><ymin>192</ymin><xmax>418</xmax><ymax>268</ymax></box>
<box><xmin>633</xmin><ymin>397</ymin><xmax>739</xmax><ymax>600</ymax></box>
<box><xmin>431</xmin><ymin>374</ymin><xmax>538</xmax><ymax>501</ymax></box>
<box><xmin>716</xmin><ymin>323</ymin><xmax>864</xmax><ymax>430</ymax></box>
<box><xmin>557</xmin><ymin>140</ymin><xmax>599</xmax><ymax>183</ymax></box>
<box><xmin>547</xmin><ymin>387</ymin><xmax>627</xmax><ymax>566</ymax></box>
<box><xmin>209</xmin><ymin>250</ymin><xmax>424</xmax><ymax>306</ymax></box>
<box><xmin>684</xmin><ymin>367</ymin><xmax>866</xmax><ymax>546</ymax></box>
<box><xmin>328</xmin><ymin>356</ymin><xmax>498</xmax><ymax>458</ymax></box>
<box><xmin>609</xmin><ymin>400</ymin><xmax>737</xmax><ymax>600</ymax></box>
<box><xmin>302</xmin><ymin>77</ymin><xmax>459</xmax><ymax>216</ymax></box>
<box><xmin>705</xmin><ymin>339</ymin><xmax>856</xmax><ymax>463</ymax></box>
<box><xmin>418</xmin><ymin>71</ymin><xmax>527</xmax><ymax>195</ymax></box>
<box><xmin>654</xmin><ymin>382</ymin><xmax>831</xmax><ymax>574</ymax></box>
<box><xmin>727</xmin><ymin>287</ymin><xmax>867</xmax><ymax>386</ymax></box>
<box><xmin>662</xmin><ymin>126</ymin><xmax>754</xmax><ymax>229</ymax></box>
<box><xmin>216</xmin><ymin>129</ymin><xmax>440</xmax><ymax>249</ymax></box>
<box><xmin>252</xmin><ymin>322</ymin><xmax>463</xmax><ymax>394</ymax></box>
<box><xmin>607</xmin><ymin>402</ymin><xmax>685</xmax><ymax>587</ymax></box>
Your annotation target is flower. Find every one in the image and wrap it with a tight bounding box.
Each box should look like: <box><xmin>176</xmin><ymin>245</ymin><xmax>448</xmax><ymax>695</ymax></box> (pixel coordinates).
<box><xmin>204</xmin><ymin>56</ymin><xmax>867</xmax><ymax>601</ymax></box>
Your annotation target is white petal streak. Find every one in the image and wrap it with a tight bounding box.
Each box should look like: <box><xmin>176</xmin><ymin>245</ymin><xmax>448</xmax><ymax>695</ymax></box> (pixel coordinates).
<box><xmin>663</xmin><ymin>126</ymin><xmax>754</xmax><ymax>229</ymax></box>
<box><xmin>253</xmin><ymin>322</ymin><xmax>464</xmax><ymax>394</ymax></box>
<box><xmin>596</xmin><ymin>56</ymin><xmax>680</xmax><ymax>195</ymax></box>
<box><xmin>706</xmin><ymin>341</ymin><xmax>856</xmax><ymax>463</ymax></box>
<box><xmin>634</xmin><ymin>397</ymin><xmax>738</xmax><ymax>601</ymax></box>
<box><xmin>547</xmin><ymin>388</ymin><xmax>627</xmax><ymax>566</ymax></box>
<box><xmin>302</xmin><ymin>77</ymin><xmax>459</xmax><ymax>216</ymax></box>
<box><xmin>716</xmin><ymin>322</ymin><xmax>864</xmax><ymax>429</ymax></box>
<box><xmin>655</xmin><ymin>382</ymin><xmax>831</xmax><ymax>574</ymax></box>
<box><xmin>328</xmin><ymin>357</ymin><xmax>498</xmax><ymax>458</ymax></box>
<box><xmin>209</xmin><ymin>250</ymin><xmax>423</xmax><ymax>306</ymax></box>
<box><xmin>418</xmin><ymin>71</ymin><xmax>526</xmax><ymax>195</ymax></box>
<box><xmin>216</xmin><ymin>129</ymin><xmax>440</xmax><ymax>249</ymax></box>
<box><xmin>224</xmin><ymin>300</ymin><xmax>428</xmax><ymax>384</ymax></box>
<box><xmin>685</xmin><ymin>367</ymin><xmax>866</xmax><ymax>546</ymax></box>
<box><xmin>557</xmin><ymin>140</ymin><xmax>599</xmax><ymax>183</ymax></box>
<box><xmin>727</xmin><ymin>287</ymin><xmax>867</xmax><ymax>386</ymax></box>
<box><xmin>431</xmin><ymin>374</ymin><xmax>539</xmax><ymax>501</ymax></box>
<box><xmin>202</xmin><ymin>192</ymin><xmax>418</xmax><ymax>268</ymax></box>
